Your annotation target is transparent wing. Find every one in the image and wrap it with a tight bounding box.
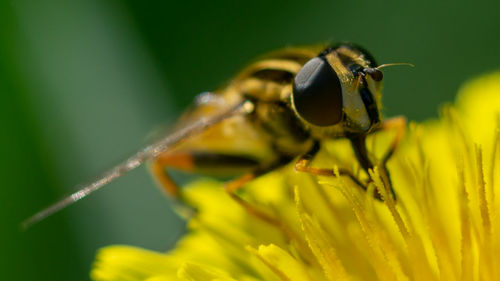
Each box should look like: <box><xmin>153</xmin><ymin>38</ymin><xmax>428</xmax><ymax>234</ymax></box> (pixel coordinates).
<box><xmin>22</xmin><ymin>100</ymin><xmax>254</xmax><ymax>229</ymax></box>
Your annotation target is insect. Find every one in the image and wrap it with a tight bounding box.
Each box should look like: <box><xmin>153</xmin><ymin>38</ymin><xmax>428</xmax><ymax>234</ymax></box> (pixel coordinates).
<box><xmin>23</xmin><ymin>42</ymin><xmax>409</xmax><ymax>228</ymax></box>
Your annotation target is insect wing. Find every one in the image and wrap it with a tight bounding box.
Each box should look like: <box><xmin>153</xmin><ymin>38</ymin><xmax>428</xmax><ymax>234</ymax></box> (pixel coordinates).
<box><xmin>22</xmin><ymin>100</ymin><xmax>253</xmax><ymax>229</ymax></box>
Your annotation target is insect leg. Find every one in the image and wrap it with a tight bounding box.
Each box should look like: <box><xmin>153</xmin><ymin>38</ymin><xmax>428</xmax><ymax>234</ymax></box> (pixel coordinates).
<box><xmin>349</xmin><ymin>135</ymin><xmax>394</xmax><ymax>200</ymax></box>
<box><xmin>152</xmin><ymin>151</ymin><xmax>267</xmax><ymax>219</ymax></box>
<box><xmin>152</xmin><ymin>151</ymin><xmax>261</xmax><ymax>198</ymax></box>
<box><xmin>154</xmin><ymin>151</ymin><xmax>295</xmax><ymax>227</ymax></box>
<box><xmin>224</xmin><ymin>156</ymin><xmax>293</xmax><ymax>226</ymax></box>
<box><xmin>349</xmin><ymin>116</ymin><xmax>407</xmax><ymax>201</ymax></box>
<box><xmin>378</xmin><ymin>116</ymin><xmax>407</xmax><ymax>165</ymax></box>
<box><xmin>294</xmin><ymin>141</ymin><xmax>370</xmax><ymax>193</ymax></box>
<box><xmin>151</xmin><ymin>154</ymin><xmax>189</xmax><ymax>199</ymax></box>
<box><xmin>370</xmin><ymin>116</ymin><xmax>407</xmax><ymax>200</ymax></box>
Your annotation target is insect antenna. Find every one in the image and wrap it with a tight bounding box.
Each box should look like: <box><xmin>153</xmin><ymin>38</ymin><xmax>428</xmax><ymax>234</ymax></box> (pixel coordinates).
<box><xmin>21</xmin><ymin>100</ymin><xmax>254</xmax><ymax>229</ymax></box>
<box><xmin>377</xmin><ymin>62</ymin><xmax>415</xmax><ymax>69</ymax></box>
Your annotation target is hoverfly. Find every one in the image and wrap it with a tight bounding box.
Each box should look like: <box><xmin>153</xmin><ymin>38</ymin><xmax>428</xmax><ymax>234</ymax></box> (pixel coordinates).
<box><xmin>23</xmin><ymin>42</ymin><xmax>409</xmax><ymax>228</ymax></box>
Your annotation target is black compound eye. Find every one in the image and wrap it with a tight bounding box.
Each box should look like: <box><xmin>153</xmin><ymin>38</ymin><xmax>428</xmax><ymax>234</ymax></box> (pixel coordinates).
<box><xmin>292</xmin><ymin>57</ymin><xmax>343</xmax><ymax>126</ymax></box>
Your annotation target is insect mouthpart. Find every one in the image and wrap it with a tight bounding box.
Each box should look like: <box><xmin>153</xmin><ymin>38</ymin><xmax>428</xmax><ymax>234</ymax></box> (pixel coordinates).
<box><xmin>364</xmin><ymin>67</ymin><xmax>384</xmax><ymax>81</ymax></box>
<box><xmin>349</xmin><ymin>63</ymin><xmax>384</xmax><ymax>82</ymax></box>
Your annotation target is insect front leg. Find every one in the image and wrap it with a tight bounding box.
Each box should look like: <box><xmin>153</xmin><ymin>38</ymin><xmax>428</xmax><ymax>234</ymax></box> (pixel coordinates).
<box><xmin>377</xmin><ymin>116</ymin><xmax>407</xmax><ymax>165</ymax></box>
<box><xmin>348</xmin><ymin>116</ymin><xmax>407</xmax><ymax>200</ymax></box>
<box><xmin>373</xmin><ymin>115</ymin><xmax>407</xmax><ymax>199</ymax></box>
<box><xmin>294</xmin><ymin>141</ymin><xmax>370</xmax><ymax>194</ymax></box>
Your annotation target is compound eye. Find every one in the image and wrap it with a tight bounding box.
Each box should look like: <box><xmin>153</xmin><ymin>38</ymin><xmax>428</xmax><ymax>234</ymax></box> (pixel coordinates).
<box><xmin>292</xmin><ymin>57</ymin><xmax>343</xmax><ymax>126</ymax></box>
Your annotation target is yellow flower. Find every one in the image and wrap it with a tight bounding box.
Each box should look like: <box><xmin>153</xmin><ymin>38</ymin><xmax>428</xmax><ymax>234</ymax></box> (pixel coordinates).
<box><xmin>91</xmin><ymin>72</ymin><xmax>500</xmax><ymax>281</ymax></box>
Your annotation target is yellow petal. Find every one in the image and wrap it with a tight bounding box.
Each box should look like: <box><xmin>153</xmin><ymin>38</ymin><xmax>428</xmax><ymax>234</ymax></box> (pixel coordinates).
<box><xmin>177</xmin><ymin>262</ymin><xmax>237</xmax><ymax>281</ymax></box>
<box><xmin>248</xmin><ymin>244</ymin><xmax>314</xmax><ymax>281</ymax></box>
<box><xmin>144</xmin><ymin>276</ymin><xmax>172</xmax><ymax>281</ymax></box>
<box><xmin>91</xmin><ymin>246</ymin><xmax>181</xmax><ymax>281</ymax></box>
<box><xmin>294</xmin><ymin>186</ymin><xmax>350</xmax><ymax>281</ymax></box>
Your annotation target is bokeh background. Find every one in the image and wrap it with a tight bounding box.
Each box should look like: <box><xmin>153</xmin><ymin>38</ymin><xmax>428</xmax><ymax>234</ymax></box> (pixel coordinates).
<box><xmin>1</xmin><ymin>0</ymin><xmax>499</xmax><ymax>280</ymax></box>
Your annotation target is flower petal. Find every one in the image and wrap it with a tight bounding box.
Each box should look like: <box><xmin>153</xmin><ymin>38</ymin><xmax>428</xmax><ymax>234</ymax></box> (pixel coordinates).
<box><xmin>249</xmin><ymin>244</ymin><xmax>314</xmax><ymax>281</ymax></box>
<box><xmin>91</xmin><ymin>246</ymin><xmax>181</xmax><ymax>281</ymax></box>
<box><xmin>177</xmin><ymin>262</ymin><xmax>237</xmax><ymax>281</ymax></box>
<box><xmin>294</xmin><ymin>186</ymin><xmax>350</xmax><ymax>281</ymax></box>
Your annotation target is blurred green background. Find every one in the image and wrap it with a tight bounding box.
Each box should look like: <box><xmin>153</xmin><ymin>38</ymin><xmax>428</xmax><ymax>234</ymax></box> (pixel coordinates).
<box><xmin>1</xmin><ymin>0</ymin><xmax>499</xmax><ymax>280</ymax></box>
